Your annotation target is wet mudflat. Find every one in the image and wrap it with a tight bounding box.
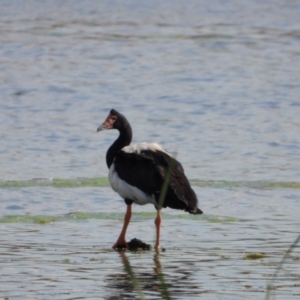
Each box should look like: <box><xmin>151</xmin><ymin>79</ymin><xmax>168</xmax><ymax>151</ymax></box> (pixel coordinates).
<box><xmin>0</xmin><ymin>186</ymin><xmax>299</xmax><ymax>299</ymax></box>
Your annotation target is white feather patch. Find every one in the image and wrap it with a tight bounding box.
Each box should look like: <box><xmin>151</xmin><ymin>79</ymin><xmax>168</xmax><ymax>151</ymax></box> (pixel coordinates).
<box><xmin>109</xmin><ymin>163</ymin><xmax>157</xmax><ymax>206</ymax></box>
<box><xmin>122</xmin><ymin>142</ymin><xmax>170</xmax><ymax>156</ymax></box>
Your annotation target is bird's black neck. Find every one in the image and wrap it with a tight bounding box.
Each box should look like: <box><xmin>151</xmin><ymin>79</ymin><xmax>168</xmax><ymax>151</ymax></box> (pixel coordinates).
<box><xmin>106</xmin><ymin>123</ymin><xmax>132</xmax><ymax>168</ymax></box>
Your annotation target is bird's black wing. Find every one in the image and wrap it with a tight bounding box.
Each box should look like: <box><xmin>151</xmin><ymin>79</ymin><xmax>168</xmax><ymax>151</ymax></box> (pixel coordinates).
<box><xmin>113</xmin><ymin>150</ymin><xmax>163</xmax><ymax>196</ymax></box>
<box><xmin>114</xmin><ymin>149</ymin><xmax>199</xmax><ymax>213</ymax></box>
<box><xmin>152</xmin><ymin>151</ymin><xmax>199</xmax><ymax>213</ymax></box>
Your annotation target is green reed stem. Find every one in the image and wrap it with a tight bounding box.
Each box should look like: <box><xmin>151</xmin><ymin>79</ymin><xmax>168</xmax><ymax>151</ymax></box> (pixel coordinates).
<box><xmin>120</xmin><ymin>252</ymin><xmax>145</xmax><ymax>300</ymax></box>
<box><xmin>154</xmin><ymin>151</ymin><xmax>177</xmax><ymax>299</ymax></box>
<box><xmin>265</xmin><ymin>234</ymin><xmax>300</xmax><ymax>300</ymax></box>
<box><xmin>157</xmin><ymin>151</ymin><xmax>177</xmax><ymax>209</ymax></box>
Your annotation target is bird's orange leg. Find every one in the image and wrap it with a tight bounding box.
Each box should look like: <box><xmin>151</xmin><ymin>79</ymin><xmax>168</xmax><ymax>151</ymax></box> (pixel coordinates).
<box><xmin>113</xmin><ymin>205</ymin><xmax>132</xmax><ymax>250</ymax></box>
<box><xmin>154</xmin><ymin>209</ymin><xmax>162</xmax><ymax>250</ymax></box>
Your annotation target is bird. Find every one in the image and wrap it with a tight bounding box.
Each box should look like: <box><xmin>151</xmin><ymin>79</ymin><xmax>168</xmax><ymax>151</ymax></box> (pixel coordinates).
<box><xmin>97</xmin><ymin>109</ymin><xmax>203</xmax><ymax>250</ymax></box>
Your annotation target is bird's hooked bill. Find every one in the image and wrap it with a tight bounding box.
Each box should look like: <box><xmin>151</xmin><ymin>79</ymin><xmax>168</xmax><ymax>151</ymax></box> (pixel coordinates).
<box><xmin>97</xmin><ymin>113</ymin><xmax>116</xmax><ymax>132</ymax></box>
<box><xmin>97</xmin><ymin>123</ymin><xmax>105</xmax><ymax>132</ymax></box>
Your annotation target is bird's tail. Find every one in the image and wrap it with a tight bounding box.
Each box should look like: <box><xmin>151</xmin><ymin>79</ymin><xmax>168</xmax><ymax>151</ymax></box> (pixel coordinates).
<box><xmin>189</xmin><ymin>207</ymin><xmax>203</xmax><ymax>215</ymax></box>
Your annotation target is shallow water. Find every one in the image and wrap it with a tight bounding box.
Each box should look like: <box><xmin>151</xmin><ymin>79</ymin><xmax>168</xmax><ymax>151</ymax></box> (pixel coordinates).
<box><xmin>1</xmin><ymin>0</ymin><xmax>300</xmax><ymax>299</ymax></box>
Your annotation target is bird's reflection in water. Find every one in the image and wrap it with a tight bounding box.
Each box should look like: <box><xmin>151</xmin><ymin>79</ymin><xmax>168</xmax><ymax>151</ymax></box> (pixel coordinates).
<box><xmin>153</xmin><ymin>252</ymin><xmax>172</xmax><ymax>300</ymax></box>
<box><xmin>105</xmin><ymin>251</ymin><xmax>202</xmax><ymax>300</ymax></box>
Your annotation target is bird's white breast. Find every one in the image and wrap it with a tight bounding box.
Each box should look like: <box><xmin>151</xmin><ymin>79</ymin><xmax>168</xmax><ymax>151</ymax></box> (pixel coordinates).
<box><xmin>108</xmin><ymin>163</ymin><xmax>157</xmax><ymax>206</ymax></box>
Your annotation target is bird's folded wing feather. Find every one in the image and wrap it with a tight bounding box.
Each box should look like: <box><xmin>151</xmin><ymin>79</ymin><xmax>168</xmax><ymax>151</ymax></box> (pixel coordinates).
<box><xmin>114</xmin><ymin>150</ymin><xmax>198</xmax><ymax>209</ymax></box>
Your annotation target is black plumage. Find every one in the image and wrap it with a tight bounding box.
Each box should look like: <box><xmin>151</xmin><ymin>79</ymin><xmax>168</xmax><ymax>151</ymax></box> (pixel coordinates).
<box><xmin>97</xmin><ymin>109</ymin><xmax>203</xmax><ymax>250</ymax></box>
<box><xmin>114</xmin><ymin>149</ymin><xmax>201</xmax><ymax>213</ymax></box>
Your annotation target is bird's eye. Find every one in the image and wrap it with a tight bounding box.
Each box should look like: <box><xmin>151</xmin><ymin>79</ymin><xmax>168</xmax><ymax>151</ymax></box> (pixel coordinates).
<box><xmin>111</xmin><ymin>116</ymin><xmax>117</xmax><ymax>121</ymax></box>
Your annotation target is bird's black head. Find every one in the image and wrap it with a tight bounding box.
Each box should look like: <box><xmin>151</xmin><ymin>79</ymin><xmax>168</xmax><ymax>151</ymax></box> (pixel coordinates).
<box><xmin>97</xmin><ymin>109</ymin><xmax>129</xmax><ymax>132</ymax></box>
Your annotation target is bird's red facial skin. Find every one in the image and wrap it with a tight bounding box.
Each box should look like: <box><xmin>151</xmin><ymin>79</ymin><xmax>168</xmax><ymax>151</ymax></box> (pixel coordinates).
<box><xmin>100</xmin><ymin>114</ymin><xmax>117</xmax><ymax>130</ymax></box>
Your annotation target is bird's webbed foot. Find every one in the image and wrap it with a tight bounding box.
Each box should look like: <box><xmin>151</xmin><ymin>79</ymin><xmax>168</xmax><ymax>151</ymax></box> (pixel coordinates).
<box><xmin>112</xmin><ymin>238</ymin><xmax>128</xmax><ymax>250</ymax></box>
